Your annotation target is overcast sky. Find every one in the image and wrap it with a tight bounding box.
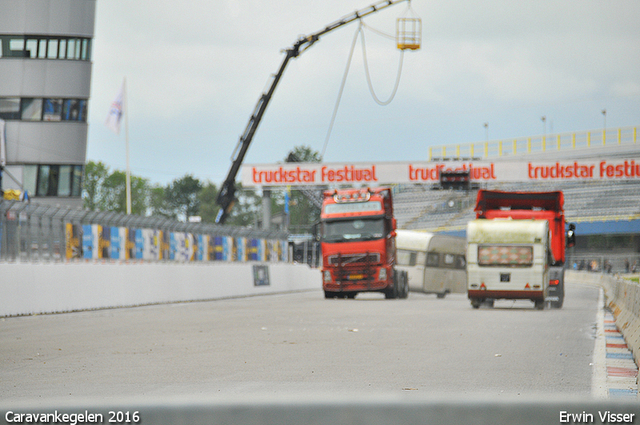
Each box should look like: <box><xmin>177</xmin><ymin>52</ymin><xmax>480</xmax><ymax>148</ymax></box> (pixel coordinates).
<box><xmin>86</xmin><ymin>0</ymin><xmax>640</xmax><ymax>186</ymax></box>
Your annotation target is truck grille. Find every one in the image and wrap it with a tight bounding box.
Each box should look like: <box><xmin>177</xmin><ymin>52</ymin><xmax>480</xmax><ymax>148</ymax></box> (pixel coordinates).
<box><xmin>327</xmin><ymin>253</ymin><xmax>380</xmax><ymax>266</ymax></box>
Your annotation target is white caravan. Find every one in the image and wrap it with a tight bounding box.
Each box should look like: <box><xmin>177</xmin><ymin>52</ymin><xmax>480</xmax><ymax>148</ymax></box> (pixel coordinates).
<box><xmin>395</xmin><ymin>230</ymin><xmax>466</xmax><ymax>298</ymax></box>
<box><xmin>466</xmin><ymin>219</ymin><xmax>550</xmax><ymax>309</ymax></box>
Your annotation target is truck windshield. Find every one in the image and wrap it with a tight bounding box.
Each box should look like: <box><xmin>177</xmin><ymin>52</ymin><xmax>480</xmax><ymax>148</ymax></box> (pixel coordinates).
<box><xmin>322</xmin><ymin>218</ymin><xmax>385</xmax><ymax>243</ymax></box>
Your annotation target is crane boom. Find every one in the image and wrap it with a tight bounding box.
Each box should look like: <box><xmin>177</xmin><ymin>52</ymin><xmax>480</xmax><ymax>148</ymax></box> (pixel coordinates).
<box><xmin>215</xmin><ymin>0</ymin><xmax>409</xmax><ymax>224</ymax></box>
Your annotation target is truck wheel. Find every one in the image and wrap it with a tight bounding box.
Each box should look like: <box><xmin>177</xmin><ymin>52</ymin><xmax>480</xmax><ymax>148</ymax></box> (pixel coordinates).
<box><xmin>436</xmin><ymin>291</ymin><xmax>447</xmax><ymax>299</ymax></box>
<box><xmin>470</xmin><ymin>298</ymin><xmax>481</xmax><ymax>309</ymax></box>
<box><xmin>385</xmin><ymin>285</ymin><xmax>398</xmax><ymax>299</ymax></box>
<box><xmin>484</xmin><ymin>299</ymin><xmax>494</xmax><ymax>308</ymax></box>
<box><xmin>324</xmin><ymin>291</ymin><xmax>337</xmax><ymax>299</ymax></box>
<box><xmin>534</xmin><ymin>299</ymin><xmax>545</xmax><ymax>310</ymax></box>
<box><xmin>385</xmin><ymin>274</ymin><xmax>400</xmax><ymax>299</ymax></box>
<box><xmin>399</xmin><ymin>272</ymin><xmax>409</xmax><ymax>299</ymax></box>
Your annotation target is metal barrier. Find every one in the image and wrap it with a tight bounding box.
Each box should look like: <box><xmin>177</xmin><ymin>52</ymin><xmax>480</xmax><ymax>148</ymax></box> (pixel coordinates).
<box><xmin>428</xmin><ymin>125</ymin><xmax>638</xmax><ymax>160</ymax></box>
<box><xmin>567</xmin><ymin>270</ymin><xmax>640</xmax><ymax>368</ymax></box>
<box><xmin>0</xmin><ymin>200</ymin><xmax>288</xmax><ymax>263</ymax></box>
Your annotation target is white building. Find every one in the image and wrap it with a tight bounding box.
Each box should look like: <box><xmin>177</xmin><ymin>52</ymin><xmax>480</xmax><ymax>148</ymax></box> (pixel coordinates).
<box><xmin>0</xmin><ymin>0</ymin><xmax>96</xmax><ymax>208</ymax></box>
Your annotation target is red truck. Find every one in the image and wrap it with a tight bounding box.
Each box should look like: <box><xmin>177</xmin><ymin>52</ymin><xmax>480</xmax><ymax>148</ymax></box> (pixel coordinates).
<box><xmin>319</xmin><ymin>187</ymin><xmax>408</xmax><ymax>299</ymax></box>
<box><xmin>472</xmin><ymin>190</ymin><xmax>575</xmax><ymax>308</ymax></box>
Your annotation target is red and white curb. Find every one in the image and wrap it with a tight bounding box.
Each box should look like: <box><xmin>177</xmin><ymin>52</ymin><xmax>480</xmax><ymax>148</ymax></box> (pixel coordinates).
<box><xmin>592</xmin><ymin>288</ymin><xmax>638</xmax><ymax>399</ymax></box>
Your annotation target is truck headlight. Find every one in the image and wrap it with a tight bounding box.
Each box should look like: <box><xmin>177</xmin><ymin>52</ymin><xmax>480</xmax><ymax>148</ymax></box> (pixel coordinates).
<box><xmin>323</xmin><ymin>270</ymin><xmax>332</xmax><ymax>283</ymax></box>
<box><xmin>378</xmin><ymin>268</ymin><xmax>387</xmax><ymax>281</ymax></box>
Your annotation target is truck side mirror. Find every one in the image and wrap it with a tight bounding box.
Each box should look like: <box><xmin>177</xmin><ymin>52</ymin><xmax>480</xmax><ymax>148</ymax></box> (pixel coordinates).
<box><xmin>312</xmin><ymin>222</ymin><xmax>320</xmax><ymax>242</ymax></box>
<box><xmin>566</xmin><ymin>223</ymin><xmax>576</xmax><ymax>248</ymax></box>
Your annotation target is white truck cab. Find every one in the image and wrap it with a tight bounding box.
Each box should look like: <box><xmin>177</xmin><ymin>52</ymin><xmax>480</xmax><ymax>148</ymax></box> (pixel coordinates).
<box><xmin>467</xmin><ymin>219</ymin><xmax>550</xmax><ymax>310</ymax></box>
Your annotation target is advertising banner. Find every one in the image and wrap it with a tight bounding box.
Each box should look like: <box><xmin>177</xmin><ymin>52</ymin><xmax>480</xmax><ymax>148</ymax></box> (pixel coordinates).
<box><xmin>82</xmin><ymin>224</ymin><xmax>98</xmax><ymax>260</ymax></box>
<box><xmin>235</xmin><ymin>237</ymin><xmax>246</xmax><ymax>262</ymax></box>
<box><xmin>280</xmin><ymin>240</ymin><xmax>288</xmax><ymax>262</ymax></box>
<box><xmin>110</xmin><ymin>227</ymin><xmax>126</xmax><ymax>260</ymax></box>
<box><xmin>65</xmin><ymin>223</ymin><xmax>82</xmax><ymax>260</ymax></box>
<box><xmin>134</xmin><ymin>229</ymin><xmax>144</xmax><ymax>260</ymax></box>
<box><xmin>241</xmin><ymin>159</ymin><xmax>640</xmax><ymax>187</ymax></box>
<box><xmin>159</xmin><ymin>231</ymin><xmax>170</xmax><ymax>260</ymax></box>
<box><xmin>248</xmin><ymin>239</ymin><xmax>259</xmax><ymax>261</ymax></box>
<box><xmin>98</xmin><ymin>226</ymin><xmax>110</xmax><ymax>259</ymax></box>
<box><xmin>170</xmin><ymin>232</ymin><xmax>193</xmax><ymax>262</ymax></box>
<box><xmin>257</xmin><ymin>239</ymin><xmax>266</xmax><ymax>262</ymax></box>
<box><xmin>268</xmin><ymin>240</ymin><xmax>279</xmax><ymax>262</ymax></box>
<box><xmin>213</xmin><ymin>236</ymin><xmax>224</xmax><ymax>261</ymax></box>
<box><xmin>222</xmin><ymin>236</ymin><xmax>234</xmax><ymax>262</ymax></box>
<box><xmin>126</xmin><ymin>228</ymin><xmax>136</xmax><ymax>260</ymax></box>
<box><xmin>142</xmin><ymin>229</ymin><xmax>161</xmax><ymax>261</ymax></box>
<box><xmin>65</xmin><ymin>223</ymin><xmax>81</xmax><ymax>260</ymax></box>
<box><xmin>197</xmin><ymin>234</ymin><xmax>208</xmax><ymax>262</ymax></box>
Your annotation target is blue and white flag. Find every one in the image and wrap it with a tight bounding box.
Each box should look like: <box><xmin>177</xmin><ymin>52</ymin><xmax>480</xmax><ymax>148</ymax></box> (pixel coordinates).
<box><xmin>105</xmin><ymin>80</ymin><xmax>124</xmax><ymax>134</ymax></box>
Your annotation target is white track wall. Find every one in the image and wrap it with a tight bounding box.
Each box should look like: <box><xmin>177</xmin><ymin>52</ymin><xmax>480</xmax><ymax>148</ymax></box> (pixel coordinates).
<box><xmin>0</xmin><ymin>263</ymin><xmax>320</xmax><ymax>317</ymax></box>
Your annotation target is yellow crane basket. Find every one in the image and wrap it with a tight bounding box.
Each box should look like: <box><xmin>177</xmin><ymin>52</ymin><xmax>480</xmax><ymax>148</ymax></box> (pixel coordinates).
<box><xmin>396</xmin><ymin>16</ymin><xmax>421</xmax><ymax>50</ymax></box>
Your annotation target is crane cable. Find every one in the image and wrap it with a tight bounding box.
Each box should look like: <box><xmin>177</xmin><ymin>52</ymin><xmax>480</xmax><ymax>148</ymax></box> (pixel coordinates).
<box><xmin>361</xmin><ymin>23</ymin><xmax>405</xmax><ymax>106</ymax></box>
<box><xmin>321</xmin><ymin>20</ymin><xmax>405</xmax><ymax>159</ymax></box>
<box><xmin>320</xmin><ymin>21</ymin><xmax>361</xmax><ymax>160</ymax></box>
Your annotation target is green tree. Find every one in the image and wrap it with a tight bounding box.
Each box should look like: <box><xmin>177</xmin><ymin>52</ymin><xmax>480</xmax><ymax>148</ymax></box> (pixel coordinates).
<box><xmin>197</xmin><ymin>181</ymin><xmax>220</xmax><ymax>223</ymax></box>
<box><xmin>162</xmin><ymin>174</ymin><xmax>203</xmax><ymax>221</ymax></box>
<box><xmin>101</xmin><ymin>170</ymin><xmax>150</xmax><ymax>215</ymax></box>
<box><xmin>287</xmin><ymin>145</ymin><xmax>322</xmax><ymax>163</ymax></box>
<box><xmin>228</xmin><ymin>183</ymin><xmax>261</xmax><ymax>227</ymax></box>
<box><xmin>284</xmin><ymin>145</ymin><xmax>323</xmax><ymax>232</ymax></box>
<box><xmin>82</xmin><ymin>161</ymin><xmax>150</xmax><ymax>214</ymax></box>
<box><xmin>149</xmin><ymin>185</ymin><xmax>173</xmax><ymax>218</ymax></box>
<box><xmin>196</xmin><ymin>181</ymin><xmax>261</xmax><ymax>226</ymax></box>
<box><xmin>82</xmin><ymin>161</ymin><xmax>109</xmax><ymax>210</ymax></box>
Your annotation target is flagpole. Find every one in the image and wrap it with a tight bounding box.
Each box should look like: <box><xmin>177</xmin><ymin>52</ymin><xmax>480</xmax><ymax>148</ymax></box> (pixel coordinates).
<box><xmin>124</xmin><ymin>77</ymin><xmax>132</xmax><ymax>215</ymax></box>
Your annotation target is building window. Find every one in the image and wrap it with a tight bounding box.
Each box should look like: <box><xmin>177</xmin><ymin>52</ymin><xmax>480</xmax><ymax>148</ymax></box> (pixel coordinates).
<box><xmin>43</xmin><ymin>99</ymin><xmax>63</xmax><ymax>121</ymax></box>
<box><xmin>8</xmin><ymin>38</ymin><xmax>25</xmax><ymax>57</ymax></box>
<box><xmin>22</xmin><ymin>164</ymin><xmax>83</xmax><ymax>198</ymax></box>
<box><xmin>71</xmin><ymin>165</ymin><xmax>83</xmax><ymax>197</ymax></box>
<box><xmin>0</xmin><ymin>35</ymin><xmax>92</xmax><ymax>60</ymax></box>
<box><xmin>0</xmin><ymin>98</ymin><xmax>21</xmax><ymax>120</ymax></box>
<box><xmin>25</xmin><ymin>38</ymin><xmax>38</xmax><ymax>58</ymax></box>
<box><xmin>58</xmin><ymin>165</ymin><xmax>72</xmax><ymax>196</ymax></box>
<box><xmin>62</xmin><ymin>99</ymin><xmax>87</xmax><ymax>121</ymax></box>
<box><xmin>0</xmin><ymin>97</ymin><xmax>88</xmax><ymax>122</ymax></box>
<box><xmin>21</xmin><ymin>98</ymin><xmax>43</xmax><ymax>121</ymax></box>
<box><xmin>23</xmin><ymin>165</ymin><xmax>38</xmax><ymax>195</ymax></box>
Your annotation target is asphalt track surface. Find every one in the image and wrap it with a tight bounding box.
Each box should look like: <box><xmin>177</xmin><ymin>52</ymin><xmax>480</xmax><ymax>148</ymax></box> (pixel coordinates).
<box><xmin>0</xmin><ymin>282</ymin><xmax>601</xmax><ymax>401</ymax></box>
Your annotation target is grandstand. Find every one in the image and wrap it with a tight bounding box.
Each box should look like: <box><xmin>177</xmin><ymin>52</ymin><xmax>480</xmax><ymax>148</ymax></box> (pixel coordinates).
<box><xmin>394</xmin><ymin>127</ymin><xmax>640</xmax><ymax>233</ymax></box>
<box><xmin>392</xmin><ymin>130</ymin><xmax>640</xmax><ymax>273</ymax></box>
<box><xmin>394</xmin><ymin>179</ymin><xmax>640</xmax><ymax>233</ymax></box>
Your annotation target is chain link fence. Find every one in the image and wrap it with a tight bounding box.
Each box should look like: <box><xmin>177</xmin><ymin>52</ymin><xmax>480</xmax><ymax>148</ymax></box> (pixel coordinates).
<box><xmin>0</xmin><ymin>200</ymin><xmax>290</xmax><ymax>263</ymax></box>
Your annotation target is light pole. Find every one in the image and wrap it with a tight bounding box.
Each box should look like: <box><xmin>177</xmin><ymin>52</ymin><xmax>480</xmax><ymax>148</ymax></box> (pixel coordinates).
<box><xmin>484</xmin><ymin>122</ymin><xmax>488</xmax><ymax>142</ymax></box>
<box><xmin>541</xmin><ymin>116</ymin><xmax>547</xmax><ymax>150</ymax></box>
<box><xmin>602</xmin><ymin>109</ymin><xmax>607</xmax><ymax>144</ymax></box>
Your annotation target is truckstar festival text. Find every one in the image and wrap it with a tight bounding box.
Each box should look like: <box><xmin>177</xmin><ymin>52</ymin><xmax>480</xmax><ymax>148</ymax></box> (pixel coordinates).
<box><xmin>243</xmin><ymin>160</ymin><xmax>640</xmax><ymax>187</ymax></box>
